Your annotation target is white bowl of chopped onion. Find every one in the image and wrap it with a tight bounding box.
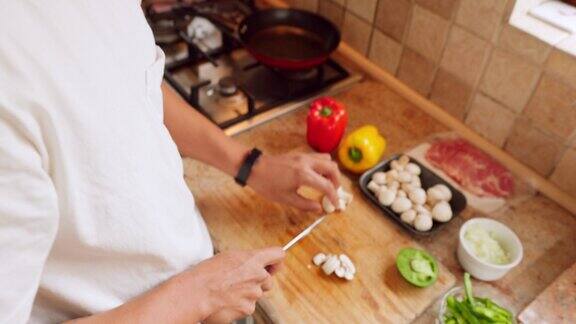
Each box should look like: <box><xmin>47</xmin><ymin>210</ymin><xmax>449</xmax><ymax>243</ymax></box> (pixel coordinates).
<box><xmin>458</xmin><ymin>218</ymin><xmax>523</xmax><ymax>281</ymax></box>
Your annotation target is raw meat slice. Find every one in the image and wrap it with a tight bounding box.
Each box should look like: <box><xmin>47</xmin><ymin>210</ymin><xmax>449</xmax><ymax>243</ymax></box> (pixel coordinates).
<box><xmin>425</xmin><ymin>138</ymin><xmax>514</xmax><ymax>197</ymax></box>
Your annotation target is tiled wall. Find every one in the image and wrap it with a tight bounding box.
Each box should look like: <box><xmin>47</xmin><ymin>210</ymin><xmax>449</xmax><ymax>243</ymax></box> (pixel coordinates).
<box><xmin>286</xmin><ymin>0</ymin><xmax>576</xmax><ymax>198</ymax></box>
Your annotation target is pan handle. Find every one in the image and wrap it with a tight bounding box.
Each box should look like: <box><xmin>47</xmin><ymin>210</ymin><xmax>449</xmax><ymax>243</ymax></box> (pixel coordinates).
<box><xmin>172</xmin><ymin>3</ymin><xmax>243</xmax><ymax>43</ymax></box>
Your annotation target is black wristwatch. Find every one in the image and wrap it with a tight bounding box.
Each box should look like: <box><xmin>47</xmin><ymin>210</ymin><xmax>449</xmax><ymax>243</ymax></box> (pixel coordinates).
<box><xmin>234</xmin><ymin>148</ymin><xmax>262</xmax><ymax>186</ymax></box>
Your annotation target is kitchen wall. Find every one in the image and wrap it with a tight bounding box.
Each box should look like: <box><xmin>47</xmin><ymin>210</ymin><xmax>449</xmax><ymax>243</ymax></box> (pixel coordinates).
<box><xmin>285</xmin><ymin>0</ymin><xmax>576</xmax><ymax>198</ymax></box>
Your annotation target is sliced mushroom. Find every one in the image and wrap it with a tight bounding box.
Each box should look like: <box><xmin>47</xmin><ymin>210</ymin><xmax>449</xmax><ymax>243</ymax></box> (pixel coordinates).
<box><xmin>321</xmin><ymin>196</ymin><xmax>336</xmax><ymax>213</ymax></box>
<box><xmin>312</xmin><ymin>253</ymin><xmax>327</xmax><ymax>266</ymax></box>
<box><xmin>322</xmin><ymin>187</ymin><xmax>353</xmax><ymax>213</ymax></box>
<box><xmin>321</xmin><ymin>255</ymin><xmax>340</xmax><ymax>275</ymax></box>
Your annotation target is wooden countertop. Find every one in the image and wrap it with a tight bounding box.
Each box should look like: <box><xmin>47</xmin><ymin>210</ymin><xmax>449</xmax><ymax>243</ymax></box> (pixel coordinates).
<box><xmin>184</xmin><ymin>81</ymin><xmax>576</xmax><ymax>322</ymax></box>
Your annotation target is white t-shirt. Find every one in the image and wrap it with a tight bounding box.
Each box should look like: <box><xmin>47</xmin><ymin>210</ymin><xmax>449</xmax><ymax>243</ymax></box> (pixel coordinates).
<box><xmin>0</xmin><ymin>1</ymin><xmax>214</xmax><ymax>322</ymax></box>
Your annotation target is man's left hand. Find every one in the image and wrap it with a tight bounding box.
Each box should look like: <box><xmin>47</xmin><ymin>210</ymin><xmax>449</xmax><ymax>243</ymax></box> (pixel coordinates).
<box><xmin>248</xmin><ymin>152</ymin><xmax>341</xmax><ymax>213</ymax></box>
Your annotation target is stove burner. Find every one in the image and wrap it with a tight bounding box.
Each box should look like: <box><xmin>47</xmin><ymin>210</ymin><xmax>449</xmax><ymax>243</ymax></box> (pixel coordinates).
<box><xmin>146</xmin><ymin>0</ymin><xmax>357</xmax><ymax>134</ymax></box>
<box><xmin>272</xmin><ymin>67</ymin><xmax>321</xmax><ymax>81</ymax></box>
<box><xmin>218</xmin><ymin>76</ymin><xmax>238</xmax><ymax>96</ymax></box>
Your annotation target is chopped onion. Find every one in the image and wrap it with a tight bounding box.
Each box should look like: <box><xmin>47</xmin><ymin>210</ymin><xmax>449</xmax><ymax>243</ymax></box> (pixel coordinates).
<box><xmin>464</xmin><ymin>226</ymin><xmax>510</xmax><ymax>265</ymax></box>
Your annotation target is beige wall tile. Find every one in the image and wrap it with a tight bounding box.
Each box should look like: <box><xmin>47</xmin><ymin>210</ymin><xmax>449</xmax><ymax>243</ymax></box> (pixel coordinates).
<box><xmin>550</xmin><ymin>148</ymin><xmax>576</xmax><ymax>197</ymax></box>
<box><xmin>545</xmin><ymin>49</ymin><xmax>576</xmax><ymax>86</ymax></box>
<box><xmin>415</xmin><ymin>0</ymin><xmax>459</xmax><ymax>19</ymax></box>
<box><xmin>368</xmin><ymin>30</ymin><xmax>403</xmax><ymax>75</ymax></box>
<box><xmin>498</xmin><ymin>25</ymin><xmax>552</xmax><ymax>64</ymax></box>
<box><xmin>397</xmin><ymin>48</ymin><xmax>437</xmax><ymax>96</ymax></box>
<box><xmin>440</xmin><ymin>26</ymin><xmax>491</xmax><ymax>86</ymax></box>
<box><xmin>480</xmin><ymin>49</ymin><xmax>541</xmax><ymax>112</ymax></box>
<box><xmin>430</xmin><ymin>69</ymin><xmax>473</xmax><ymax>120</ymax></box>
<box><xmin>346</xmin><ymin>0</ymin><xmax>378</xmax><ymax>23</ymax></box>
<box><xmin>456</xmin><ymin>0</ymin><xmax>507</xmax><ymax>41</ymax></box>
<box><xmin>504</xmin><ymin>118</ymin><xmax>564</xmax><ymax>176</ymax></box>
<box><xmin>318</xmin><ymin>0</ymin><xmax>345</xmax><ymax>28</ymax></box>
<box><xmin>465</xmin><ymin>93</ymin><xmax>516</xmax><ymax>147</ymax></box>
<box><xmin>523</xmin><ymin>75</ymin><xmax>576</xmax><ymax>139</ymax></box>
<box><xmin>290</xmin><ymin>0</ymin><xmax>319</xmax><ymax>12</ymax></box>
<box><xmin>406</xmin><ymin>5</ymin><xmax>450</xmax><ymax>62</ymax></box>
<box><xmin>374</xmin><ymin>0</ymin><xmax>412</xmax><ymax>42</ymax></box>
<box><xmin>341</xmin><ymin>11</ymin><xmax>372</xmax><ymax>55</ymax></box>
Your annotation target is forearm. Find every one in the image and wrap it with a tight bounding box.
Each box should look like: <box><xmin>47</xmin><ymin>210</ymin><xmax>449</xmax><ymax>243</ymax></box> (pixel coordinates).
<box><xmin>162</xmin><ymin>82</ymin><xmax>250</xmax><ymax>177</ymax></box>
<box><xmin>65</xmin><ymin>274</ymin><xmax>211</xmax><ymax>324</ymax></box>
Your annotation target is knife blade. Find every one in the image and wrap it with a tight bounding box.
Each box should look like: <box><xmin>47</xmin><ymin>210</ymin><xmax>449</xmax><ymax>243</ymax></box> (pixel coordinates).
<box><xmin>282</xmin><ymin>215</ymin><xmax>326</xmax><ymax>251</ymax></box>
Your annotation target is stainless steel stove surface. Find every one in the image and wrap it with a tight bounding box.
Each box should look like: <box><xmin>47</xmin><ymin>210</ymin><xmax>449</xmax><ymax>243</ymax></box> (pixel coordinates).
<box><xmin>144</xmin><ymin>0</ymin><xmax>362</xmax><ymax>135</ymax></box>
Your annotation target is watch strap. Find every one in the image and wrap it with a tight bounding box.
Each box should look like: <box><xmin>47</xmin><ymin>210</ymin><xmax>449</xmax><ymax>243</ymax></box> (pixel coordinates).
<box><xmin>234</xmin><ymin>148</ymin><xmax>262</xmax><ymax>186</ymax></box>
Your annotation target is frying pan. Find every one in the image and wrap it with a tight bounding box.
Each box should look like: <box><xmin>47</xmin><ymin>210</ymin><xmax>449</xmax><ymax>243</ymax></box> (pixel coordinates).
<box><xmin>238</xmin><ymin>9</ymin><xmax>341</xmax><ymax>71</ymax></box>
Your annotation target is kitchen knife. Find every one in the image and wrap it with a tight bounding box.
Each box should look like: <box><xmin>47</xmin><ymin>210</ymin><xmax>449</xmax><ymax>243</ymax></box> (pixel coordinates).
<box><xmin>282</xmin><ymin>215</ymin><xmax>326</xmax><ymax>251</ymax></box>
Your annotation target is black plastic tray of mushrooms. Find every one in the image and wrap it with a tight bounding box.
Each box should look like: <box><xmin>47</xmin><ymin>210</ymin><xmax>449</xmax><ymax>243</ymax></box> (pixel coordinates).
<box><xmin>358</xmin><ymin>154</ymin><xmax>467</xmax><ymax>236</ymax></box>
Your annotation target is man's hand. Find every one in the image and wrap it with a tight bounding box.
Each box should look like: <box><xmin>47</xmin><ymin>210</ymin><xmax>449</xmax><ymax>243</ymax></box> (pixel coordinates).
<box><xmin>187</xmin><ymin>247</ymin><xmax>285</xmax><ymax>323</ymax></box>
<box><xmin>248</xmin><ymin>152</ymin><xmax>341</xmax><ymax>213</ymax></box>
<box><xmin>68</xmin><ymin>247</ymin><xmax>284</xmax><ymax>324</ymax></box>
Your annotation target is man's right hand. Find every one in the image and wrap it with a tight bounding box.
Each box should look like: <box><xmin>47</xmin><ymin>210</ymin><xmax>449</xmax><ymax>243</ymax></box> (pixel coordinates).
<box><xmin>67</xmin><ymin>247</ymin><xmax>284</xmax><ymax>324</ymax></box>
<box><xmin>186</xmin><ymin>247</ymin><xmax>285</xmax><ymax>323</ymax></box>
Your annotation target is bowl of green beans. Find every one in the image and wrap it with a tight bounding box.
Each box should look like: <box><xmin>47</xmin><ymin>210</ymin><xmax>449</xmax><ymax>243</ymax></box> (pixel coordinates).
<box><xmin>438</xmin><ymin>273</ymin><xmax>516</xmax><ymax>324</ymax></box>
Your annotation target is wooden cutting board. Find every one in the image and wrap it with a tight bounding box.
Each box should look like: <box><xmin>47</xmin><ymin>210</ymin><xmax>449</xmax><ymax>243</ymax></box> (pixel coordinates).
<box><xmin>188</xmin><ymin>160</ymin><xmax>455</xmax><ymax>323</ymax></box>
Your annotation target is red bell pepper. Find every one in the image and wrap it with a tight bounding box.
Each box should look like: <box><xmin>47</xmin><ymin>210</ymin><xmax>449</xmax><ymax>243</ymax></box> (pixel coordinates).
<box><xmin>306</xmin><ymin>97</ymin><xmax>348</xmax><ymax>153</ymax></box>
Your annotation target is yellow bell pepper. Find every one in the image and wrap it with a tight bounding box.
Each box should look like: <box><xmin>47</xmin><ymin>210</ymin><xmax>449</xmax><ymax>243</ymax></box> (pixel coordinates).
<box><xmin>338</xmin><ymin>125</ymin><xmax>386</xmax><ymax>173</ymax></box>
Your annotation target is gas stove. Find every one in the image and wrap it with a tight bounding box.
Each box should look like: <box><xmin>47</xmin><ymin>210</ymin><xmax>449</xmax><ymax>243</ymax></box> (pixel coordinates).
<box><xmin>144</xmin><ymin>0</ymin><xmax>361</xmax><ymax>135</ymax></box>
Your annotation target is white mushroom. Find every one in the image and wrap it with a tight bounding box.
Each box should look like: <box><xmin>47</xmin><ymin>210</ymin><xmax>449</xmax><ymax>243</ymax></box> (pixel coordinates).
<box><xmin>371</xmin><ymin>172</ymin><xmax>387</xmax><ymax>185</ymax></box>
<box><xmin>390</xmin><ymin>160</ymin><xmax>403</xmax><ymax>171</ymax></box>
<box><xmin>405</xmin><ymin>162</ymin><xmax>421</xmax><ymax>175</ymax></box>
<box><xmin>367</xmin><ymin>180</ymin><xmax>381</xmax><ymax>194</ymax></box>
<box><xmin>414</xmin><ymin>213</ymin><xmax>433</xmax><ymax>231</ymax></box>
<box><xmin>344</xmin><ymin>271</ymin><xmax>354</xmax><ymax>281</ymax></box>
<box><xmin>415</xmin><ymin>204</ymin><xmax>431</xmax><ymax>215</ymax></box>
<box><xmin>377</xmin><ymin>188</ymin><xmax>396</xmax><ymax>206</ymax></box>
<box><xmin>398</xmin><ymin>155</ymin><xmax>410</xmax><ymax>166</ymax></box>
<box><xmin>321</xmin><ymin>255</ymin><xmax>340</xmax><ymax>275</ymax></box>
<box><xmin>432</xmin><ymin>201</ymin><xmax>453</xmax><ymax>222</ymax></box>
<box><xmin>397</xmin><ymin>189</ymin><xmax>407</xmax><ymax>198</ymax></box>
<box><xmin>434</xmin><ymin>184</ymin><xmax>452</xmax><ymax>201</ymax></box>
<box><xmin>400</xmin><ymin>209</ymin><xmax>417</xmax><ymax>225</ymax></box>
<box><xmin>391</xmin><ymin>197</ymin><xmax>412</xmax><ymax>213</ymax></box>
<box><xmin>322</xmin><ymin>187</ymin><xmax>353</xmax><ymax>213</ymax></box>
<box><xmin>337</xmin><ymin>187</ymin><xmax>353</xmax><ymax>205</ymax></box>
<box><xmin>335</xmin><ymin>267</ymin><xmax>346</xmax><ymax>278</ymax></box>
<box><xmin>321</xmin><ymin>196</ymin><xmax>336</xmax><ymax>213</ymax></box>
<box><xmin>389</xmin><ymin>180</ymin><xmax>400</xmax><ymax>190</ymax></box>
<box><xmin>401</xmin><ymin>182</ymin><xmax>416</xmax><ymax>193</ymax></box>
<box><xmin>339</xmin><ymin>254</ymin><xmax>356</xmax><ymax>274</ymax></box>
<box><xmin>397</xmin><ymin>171</ymin><xmax>412</xmax><ymax>183</ymax></box>
<box><xmin>386</xmin><ymin>170</ymin><xmax>399</xmax><ymax>183</ymax></box>
<box><xmin>312</xmin><ymin>253</ymin><xmax>327</xmax><ymax>266</ymax></box>
<box><xmin>408</xmin><ymin>188</ymin><xmax>427</xmax><ymax>205</ymax></box>
<box><xmin>410</xmin><ymin>176</ymin><xmax>422</xmax><ymax>188</ymax></box>
<box><xmin>426</xmin><ymin>186</ymin><xmax>444</xmax><ymax>205</ymax></box>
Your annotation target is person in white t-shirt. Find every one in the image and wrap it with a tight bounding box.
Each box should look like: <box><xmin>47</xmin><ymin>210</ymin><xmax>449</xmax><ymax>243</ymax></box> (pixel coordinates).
<box><xmin>0</xmin><ymin>1</ymin><xmax>341</xmax><ymax>323</ymax></box>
